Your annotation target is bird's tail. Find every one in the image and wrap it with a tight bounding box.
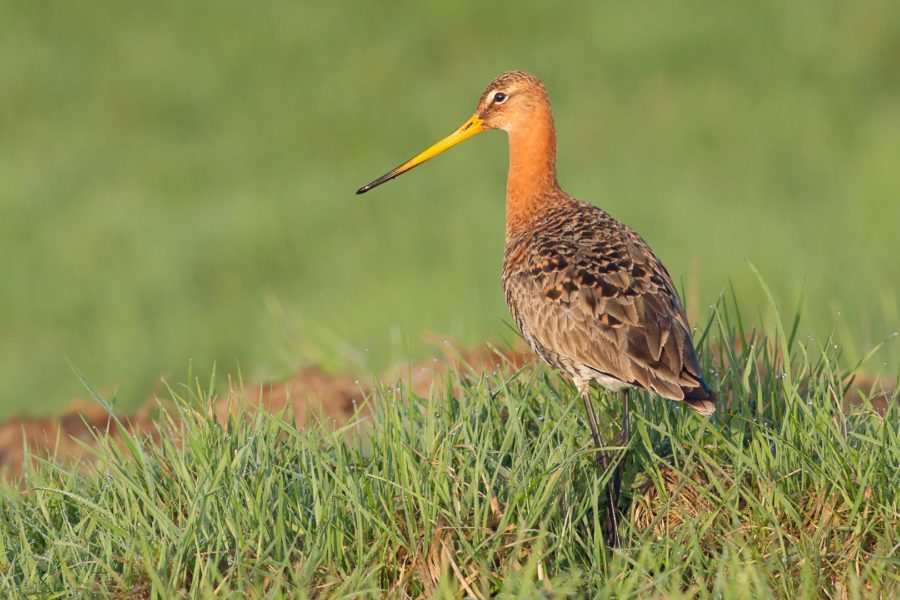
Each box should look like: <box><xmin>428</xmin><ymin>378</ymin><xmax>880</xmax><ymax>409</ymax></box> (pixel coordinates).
<box><xmin>682</xmin><ymin>380</ymin><xmax>718</xmax><ymax>416</ymax></box>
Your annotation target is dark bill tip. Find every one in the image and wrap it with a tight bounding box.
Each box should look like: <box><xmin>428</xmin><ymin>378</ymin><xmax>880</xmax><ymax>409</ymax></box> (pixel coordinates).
<box><xmin>356</xmin><ymin>170</ymin><xmax>401</xmax><ymax>195</ymax></box>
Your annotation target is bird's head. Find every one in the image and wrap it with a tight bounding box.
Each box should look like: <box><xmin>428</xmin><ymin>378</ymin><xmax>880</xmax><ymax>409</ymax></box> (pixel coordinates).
<box><xmin>356</xmin><ymin>71</ymin><xmax>550</xmax><ymax>194</ymax></box>
<box><xmin>473</xmin><ymin>71</ymin><xmax>549</xmax><ymax>133</ymax></box>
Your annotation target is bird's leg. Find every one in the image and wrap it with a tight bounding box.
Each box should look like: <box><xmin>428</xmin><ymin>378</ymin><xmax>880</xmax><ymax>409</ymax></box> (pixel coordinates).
<box><xmin>613</xmin><ymin>390</ymin><xmax>630</xmax><ymax>509</ymax></box>
<box><xmin>616</xmin><ymin>389</ymin><xmax>630</xmax><ymax>446</ymax></box>
<box><xmin>581</xmin><ymin>389</ymin><xmax>620</xmax><ymax>547</ymax></box>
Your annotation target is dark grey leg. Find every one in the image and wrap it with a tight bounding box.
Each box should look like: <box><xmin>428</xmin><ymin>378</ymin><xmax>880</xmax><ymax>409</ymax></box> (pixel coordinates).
<box><xmin>581</xmin><ymin>389</ymin><xmax>620</xmax><ymax>547</ymax></box>
<box><xmin>613</xmin><ymin>390</ymin><xmax>630</xmax><ymax>508</ymax></box>
<box><xmin>617</xmin><ymin>389</ymin><xmax>630</xmax><ymax>446</ymax></box>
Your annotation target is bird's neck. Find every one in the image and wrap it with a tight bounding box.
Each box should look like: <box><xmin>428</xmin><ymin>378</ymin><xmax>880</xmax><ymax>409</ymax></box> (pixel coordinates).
<box><xmin>505</xmin><ymin>109</ymin><xmax>560</xmax><ymax>236</ymax></box>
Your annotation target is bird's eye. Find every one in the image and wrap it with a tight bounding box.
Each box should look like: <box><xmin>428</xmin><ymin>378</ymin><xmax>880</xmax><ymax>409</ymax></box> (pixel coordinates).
<box><xmin>493</xmin><ymin>92</ymin><xmax>508</xmax><ymax>104</ymax></box>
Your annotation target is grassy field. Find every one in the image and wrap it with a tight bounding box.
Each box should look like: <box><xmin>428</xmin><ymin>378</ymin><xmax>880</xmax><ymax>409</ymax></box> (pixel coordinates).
<box><xmin>1</xmin><ymin>1</ymin><xmax>899</xmax><ymax>416</ymax></box>
<box><xmin>1</xmin><ymin>300</ymin><xmax>897</xmax><ymax>597</ymax></box>
<box><xmin>2</xmin><ymin>3</ymin><xmax>897</xmax><ymax>596</ymax></box>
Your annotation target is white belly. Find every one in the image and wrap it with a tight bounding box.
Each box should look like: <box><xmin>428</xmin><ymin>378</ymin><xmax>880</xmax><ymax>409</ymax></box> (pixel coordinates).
<box><xmin>590</xmin><ymin>372</ymin><xmax>632</xmax><ymax>393</ymax></box>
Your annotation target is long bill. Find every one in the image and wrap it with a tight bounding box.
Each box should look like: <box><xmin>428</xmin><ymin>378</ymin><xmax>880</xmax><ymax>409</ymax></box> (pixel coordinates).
<box><xmin>356</xmin><ymin>114</ymin><xmax>484</xmax><ymax>194</ymax></box>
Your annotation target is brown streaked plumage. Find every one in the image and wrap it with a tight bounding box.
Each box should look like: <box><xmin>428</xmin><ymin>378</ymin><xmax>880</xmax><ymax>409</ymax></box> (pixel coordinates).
<box><xmin>502</xmin><ymin>187</ymin><xmax>717</xmax><ymax>415</ymax></box>
<box><xmin>357</xmin><ymin>71</ymin><xmax>717</xmax><ymax>546</ymax></box>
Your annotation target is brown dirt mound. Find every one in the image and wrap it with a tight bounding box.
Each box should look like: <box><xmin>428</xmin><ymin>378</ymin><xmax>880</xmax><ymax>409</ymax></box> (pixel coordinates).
<box><xmin>0</xmin><ymin>344</ymin><xmax>529</xmax><ymax>481</ymax></box>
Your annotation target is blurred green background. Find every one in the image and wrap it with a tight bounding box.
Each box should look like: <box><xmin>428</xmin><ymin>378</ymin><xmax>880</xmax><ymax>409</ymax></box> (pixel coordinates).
<box><xmin>1</xmin><ymin>1</ymin><xmax>898</xmax><ymax>417</ymax></box>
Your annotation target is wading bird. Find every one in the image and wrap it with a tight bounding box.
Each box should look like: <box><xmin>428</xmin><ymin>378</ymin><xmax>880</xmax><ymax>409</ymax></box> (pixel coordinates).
<box><xmin>357</xmin><ymin>71</ymin><xmax>716</xmax><ymax>547</ymax></box>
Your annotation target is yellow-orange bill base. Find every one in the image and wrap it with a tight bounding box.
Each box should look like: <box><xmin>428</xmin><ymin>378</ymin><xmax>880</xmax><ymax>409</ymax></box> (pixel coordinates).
<box><xmin>356</xmin><ymin>115</ymin><xmax>484</xmax><ymax>194</ymax></box>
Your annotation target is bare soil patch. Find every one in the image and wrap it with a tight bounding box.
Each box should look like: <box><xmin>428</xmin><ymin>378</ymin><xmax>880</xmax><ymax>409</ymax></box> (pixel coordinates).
<box><xmin>0</xmin><ymin>344</ymin><xmax>529</xmax><ymax>480</ymax></box>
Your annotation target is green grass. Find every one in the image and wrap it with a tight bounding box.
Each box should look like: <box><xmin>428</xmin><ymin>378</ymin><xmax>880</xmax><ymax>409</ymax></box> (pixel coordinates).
<box><xmin>1</xmin><ymin>0</ymin><xmax>900</xmax><ymax>415</ymax></box>
<box><xmin>1</xmin><ymin>300</ymin><xmax>897</xmax><ymax>597</ymax></box>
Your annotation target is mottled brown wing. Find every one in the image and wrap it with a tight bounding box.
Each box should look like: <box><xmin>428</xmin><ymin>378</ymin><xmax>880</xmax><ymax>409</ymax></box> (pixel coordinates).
<box><xmin>504</xmin><ymin>200</ymin><xmax>716</xmax><ymax>414</ymax></box>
